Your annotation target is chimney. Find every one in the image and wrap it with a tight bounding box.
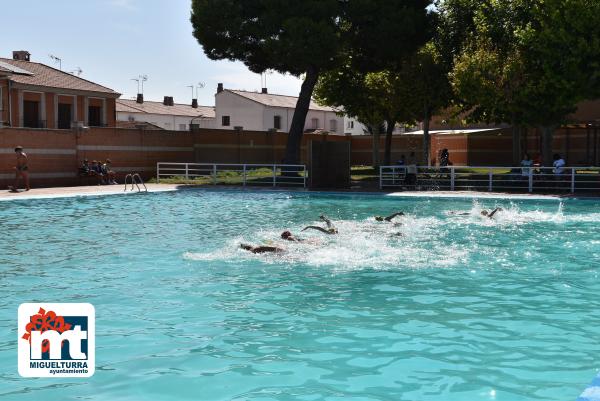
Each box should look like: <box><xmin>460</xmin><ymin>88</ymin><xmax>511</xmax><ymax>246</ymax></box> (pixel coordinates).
<box><xmin>13</xmin><ymin>50</ymin><xmax>30</xmax><ymax>61</ymax></box>
<box><xmin>192</xmin><ymin>99</ymin><xmax>198</xmax><ymax>108</ymax></box>
<box><xmin>163</xmin><ymin>96</ymin><xmax>169</xmax><ymax>105</ymax></box>
<box><xmin>261</xmin><ymin>88</ymin><xmax>268</xmax><ymax>94</ymax></box>
<box><xmin>136</xmin><ymin>93</ymin><xmax>144</xmax><ymax>104</ymax></box>
<box><xmin>169</xmin><ymin>96</ymin><xmax>174</xmax><ymax>106</ymax></box>
<box><xmin>217</xmin><ymin>83</ymin><xmax>224</xmax><ymax>93</ymax></box>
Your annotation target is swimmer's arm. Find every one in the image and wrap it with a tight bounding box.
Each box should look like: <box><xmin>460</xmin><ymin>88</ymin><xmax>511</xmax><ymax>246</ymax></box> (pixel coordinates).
<box><xmin>488</xmin><ymin>208</ymin><xmax>501</xmax><ymax>218</ymax></box>
<box><xmin>302</xmin><ymin>226</ymin><xmax>332</xmax><ymax>234</ymax></box>
<box><xmin>384</xmin><ymin>212</ymin><xmax>405</xmax><ymax>221</ymax></box>
<box><xmin>319</xmin><ymin>215</ymin><xmax>336</xmax><ymax>229</ymax></box>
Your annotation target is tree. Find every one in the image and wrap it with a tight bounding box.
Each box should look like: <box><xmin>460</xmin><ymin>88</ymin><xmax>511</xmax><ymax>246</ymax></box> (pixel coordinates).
<box><xmin>314</xmin><ymin>43</ymin><xmax>451</xmax><ymax>167</ymax></box>
<box><xmin>191</xmin><ymin>0</ymin><xmax>431</xmax><ymax>164</ymax></box>
<box><xmin>397</xmin><ymin>43</ymin><xmax>452</xmax><ymax>165</ymax></box>
<box><xmin>315</xmin><ymin>68</ymin><xmax>411</xmax><ymax>167</ymax></box>
<box><xmin>444</xmin><ymin>0</ymin><xmax>600</xmax><ymax>166</ymax></box>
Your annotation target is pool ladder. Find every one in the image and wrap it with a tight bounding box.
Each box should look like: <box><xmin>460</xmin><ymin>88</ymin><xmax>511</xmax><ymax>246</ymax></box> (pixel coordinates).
<box><xmin>124</xmin><ymin>173</ymin><xmax>147</xmax><ymax>192</ymax></box>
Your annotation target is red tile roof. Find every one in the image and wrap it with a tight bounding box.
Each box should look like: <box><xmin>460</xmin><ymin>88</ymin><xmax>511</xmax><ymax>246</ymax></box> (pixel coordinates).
<box><xmin>0</xmin><ymin>57</ymin><xmax>119</xmax><ymax>96</ymax></box>
<box><xmin>116</xmin><ymin>99</ymin><xmax>215</xmax><ymax>118</ymax></box>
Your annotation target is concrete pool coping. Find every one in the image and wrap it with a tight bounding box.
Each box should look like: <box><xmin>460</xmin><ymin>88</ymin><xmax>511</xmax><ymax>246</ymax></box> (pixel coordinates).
<box><xmin>0</xmin><ymin>184</ymin><xmax>179</xmax><ymax>201</ymax></box>
<box><xmin>1</xmin><ymin>184</ymin><xmax>596</xmax><ymax>202</ymax></box>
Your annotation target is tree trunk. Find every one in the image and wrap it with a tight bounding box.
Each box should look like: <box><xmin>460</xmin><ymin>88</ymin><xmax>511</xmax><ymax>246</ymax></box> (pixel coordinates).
<box><xmin>383</xmin><ymin>120</ymin><xmax>394</xmax><ymax>166</ymax></box>
<box><xmin>511</xmin><ymin>123</ymin><xmax>521</xmax><ymax>165</ymax></box>
<box><xmin>283</xmin><ymin>65</ymin><xmax>320</xmax><ymax>164</ymax></box>
<box><xmin>423</xmin><ymin>108</ymin><xmax>431</xmax><ymax>166</ymax></box>
<box><xmin>371</xmin><ymin>126</ymin><xmax>381</xmax><ymax>170</ymax></box>
<box><xmin>540</xmin><ymin>126</ymin><xmax>555</xmax><ymax>166</ymax></box>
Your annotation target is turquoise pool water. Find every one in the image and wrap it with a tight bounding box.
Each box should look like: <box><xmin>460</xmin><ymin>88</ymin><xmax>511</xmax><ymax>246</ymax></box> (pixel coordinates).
<box><xmin>1</xmin><ymin>189</ymin><xmax>599</xmax><ymax>401</ymax></box>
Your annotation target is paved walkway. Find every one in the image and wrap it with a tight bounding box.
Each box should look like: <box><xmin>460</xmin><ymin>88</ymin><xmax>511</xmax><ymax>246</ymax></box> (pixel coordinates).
<box><xmin>0</xmin><ymin>184</ymin><xmax>179</xmax><ymax>201</ymax></box>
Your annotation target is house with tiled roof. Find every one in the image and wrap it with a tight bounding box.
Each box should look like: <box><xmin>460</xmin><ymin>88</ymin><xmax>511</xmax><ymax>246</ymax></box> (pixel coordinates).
<box><xmin>0</xmin><ymin>51</ymin><xmax>120</xmax><ymax>129</ymax></box>
<box><xmin>214</xmin><ymin>83</ymin><xmax>346</xmax><ymax>134</ymax></box>
<box><xmin>116</xmin><ymin>96</ymin><xmax>215</xmax><ymax>131</ymax></box>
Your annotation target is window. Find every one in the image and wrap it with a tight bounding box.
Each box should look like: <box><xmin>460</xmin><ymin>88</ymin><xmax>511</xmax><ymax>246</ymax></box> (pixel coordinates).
<box><xmin>311</xmin><ymin>118</ymin><xmax>319</xmax><ymax>129</ymax></box>
<box><xmin>179</xmin><ymin>124</ymin><xmax>187</xmax><ymax>131</ymax></box>
<box><xmin>330</xmin><ymin>119</ymin><xmax>337</xmax><ymax>132</ymax></box>
<box><xmin>23</xmin><ymin>100</ymin><xmax>41</xmax><ymax>128</ymax></box>
<box><xmin>347</xmin><ymin>120</ymin><xmax>354</xmax><ymax>129</ymax></box>
<box><xmin>274</xmin><ymin>115</ymin><xmax>281</xmax><ymax>130</ymax></box>
<box><xmin>222</xmin><ymin>116</ymin><xmax>230</xmax><ymax>126</ymax></box>
<box><xmin>57</xmin><ymin>103</ymin><xmax>72</xmax><ymax>129</ymax></box>
<box><xmin>88</xmin><ymin>106</ymin><xmax>102</xmax><ymax>126</ymax></box>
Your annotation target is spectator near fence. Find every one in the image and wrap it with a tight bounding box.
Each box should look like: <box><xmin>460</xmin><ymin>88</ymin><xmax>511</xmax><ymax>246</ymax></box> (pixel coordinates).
<box><xmin>553</xmin><ymin>154</ymin><xmax>566</xmax><ymax>175</ymax></box>
<box><xmin>520</xmin><ymin>153</ymin><xmax>533</xmax><ymax>177</ymax></box>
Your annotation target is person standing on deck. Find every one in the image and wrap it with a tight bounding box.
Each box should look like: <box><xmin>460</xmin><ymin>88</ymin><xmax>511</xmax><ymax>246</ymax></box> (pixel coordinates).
<box><xmin>11</xmin><ymin>146</ymin><xmax>30</xmax><ymax>192</ymax></box>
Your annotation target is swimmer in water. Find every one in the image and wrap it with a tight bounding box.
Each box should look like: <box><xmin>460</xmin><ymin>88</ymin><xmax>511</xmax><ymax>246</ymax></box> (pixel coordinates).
<box><xmin>240</xmin><ymin>244</ymin><xmax>284</xmax><ymax>254</ymax></box>
<box><xmin>281</xmin><ymin>231</ymin><xmax>303</xmax><ymax>242</ymax></box>
<box><xmin>449</xmin><ymin>208</ymin><xmax>503</xmax><ymax>218</ymax></box>
<box><xmin>481</xmin><ymin>208</ymin><xmax>503</xmax><ymax>218</ymax></box>
<box><xmin>302</xmin><ymin>214</ymin><xmax>338</xmax><ymax>234</ymax></box>
<box><xmin>375</xmin><ymin>212</ymin><xmax>405</xmax><ymax>222</ymax></box>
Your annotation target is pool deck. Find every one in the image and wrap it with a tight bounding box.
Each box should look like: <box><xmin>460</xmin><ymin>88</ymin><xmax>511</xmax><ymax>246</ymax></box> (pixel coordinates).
<box><xmin>0</xmin><ymin>184</ymin><xmax>592</xmax><ymax>202</ymax></box>
<box><xmin>0</xmin><ymin>184</ymin><xmax>179</xmax><ymax>201</ymax></box>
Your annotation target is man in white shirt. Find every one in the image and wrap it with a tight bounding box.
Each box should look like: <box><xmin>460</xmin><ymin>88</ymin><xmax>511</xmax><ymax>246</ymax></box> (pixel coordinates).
<box><xmin>553</xmin><ymin>154</ymin><xmax>566</xmax><ymax>175</ymax></box>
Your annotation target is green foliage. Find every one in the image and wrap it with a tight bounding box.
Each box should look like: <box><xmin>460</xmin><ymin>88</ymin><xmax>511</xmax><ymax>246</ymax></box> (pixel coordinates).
<box><xmin>447</xmin><ymin>0</ymin><xmax>600</xmax><ymax>127</ymax></box>
<box><xmin>191</xmin><ymin>0</ymin><xmax>433</xmax><ymax>163</ymax></box>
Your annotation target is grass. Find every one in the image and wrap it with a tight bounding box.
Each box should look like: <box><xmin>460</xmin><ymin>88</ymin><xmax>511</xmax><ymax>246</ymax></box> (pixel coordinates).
<box><xmin>148</xmin><ymin>167</ymin><xmax>305</xmax><ymax>186</ymax></box>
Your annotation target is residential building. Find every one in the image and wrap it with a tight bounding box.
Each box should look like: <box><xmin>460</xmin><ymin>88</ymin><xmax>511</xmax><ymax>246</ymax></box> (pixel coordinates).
<box><xmin>214</xmin><ymin>84</ymin><xmax>345</xmax><ymax>133</ymax></box>
<box><xmin>116</xmin><ymin>96</ymin><xmax>215</xmax><ymax>131</ymax></box>
<box><xmin>0</xmin><ymin>50</ymin><xmax>119</xmax><ymax>128</ymax></box>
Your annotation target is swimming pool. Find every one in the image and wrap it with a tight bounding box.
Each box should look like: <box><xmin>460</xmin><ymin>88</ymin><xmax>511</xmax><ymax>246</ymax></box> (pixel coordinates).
<box><xmin>1</xmin><ymin>189</ymin><xmax>599</xmax><ymax>401</ymax></box>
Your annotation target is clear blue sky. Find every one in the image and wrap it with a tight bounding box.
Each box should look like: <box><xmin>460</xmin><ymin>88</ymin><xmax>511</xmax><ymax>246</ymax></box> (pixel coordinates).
<box><xmin>1</xmin><ymin>0</ymin><xmax>302</xmax><ymax>106</ymax></box>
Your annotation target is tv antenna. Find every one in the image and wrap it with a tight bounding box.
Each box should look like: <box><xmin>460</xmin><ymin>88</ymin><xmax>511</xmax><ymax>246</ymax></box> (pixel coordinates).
<box><xmin>188</xmin><ymin>82</ymin><xmax>205</xmax><ymax>98</ymax></box>
<box><xmin>49</xmin><ymin>54</ymin><xmax>62</xmax><ymax>70</ymax></box>
<box><xmin>261</xmin><ymin>71</ymin><xmax>273</xmax><ymax>89</ymax></box>
<box><xmin>131</xmin><ymin>74</ymin><xmax>148</xmax><ymax>94</ymax></box>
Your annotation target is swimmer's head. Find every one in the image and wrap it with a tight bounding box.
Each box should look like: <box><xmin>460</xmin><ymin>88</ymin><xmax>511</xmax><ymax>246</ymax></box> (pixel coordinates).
<box><xmin>240</xmin><ymin>244</ymin><xmax>253</xmax><ymax>251</ymax></box>
<box><xmin>281</xmin><ymin>231</ymin><xmax>292</xmax><ymax>239</ymax></box>
<box><xmin>481</xmin><ymin>210</ymin><xmax>489</xmax><ymax>216</ymax></box>
<box><xmin>375</xmin><ymin>216</ymin><xmax>384</xmax><ymax>221</ymax></box>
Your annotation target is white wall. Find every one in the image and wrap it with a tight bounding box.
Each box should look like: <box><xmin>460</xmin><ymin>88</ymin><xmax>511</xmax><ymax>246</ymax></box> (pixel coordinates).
<box><xmin>116</xmin><ymin>112</ymin><xmax>215</xmax><ymax>130</ymax></box>
<box><xmin>216</xmin><ymin>92</ymin><xmax>266</xmax><ymax>131</ymax></box>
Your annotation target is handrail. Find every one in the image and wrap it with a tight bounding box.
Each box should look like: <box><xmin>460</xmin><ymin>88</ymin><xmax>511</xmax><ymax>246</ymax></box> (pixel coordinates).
<box><xmin>156</xmin><ymin>162</ymin><xmax>307</xmax><ymax>188</ymax></box>
<box><xmin>380</xmin><ymin>165</ymin><xmax>600</xmax><ymax>193</ymax></box>
<box><xmin>132</xmin><ymin>173</ymin><xmax>147</xmax><ymax>192</ymax></box>
<box><xmin>124</xmin><ymin>173</ymin><xmax>147</xmax><ymax>192</ymax></box>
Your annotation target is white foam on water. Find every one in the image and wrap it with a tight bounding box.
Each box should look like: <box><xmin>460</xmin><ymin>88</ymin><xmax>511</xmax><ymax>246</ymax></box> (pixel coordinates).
<box><xmin>183</xmin><ymin>201</ymin><xmax>600</xmax><ymax>270</ymax></box>
<box><xmin>184</xmin><ymin>215</ymin><xmax>470</xmax><ymax>270</ymax></box>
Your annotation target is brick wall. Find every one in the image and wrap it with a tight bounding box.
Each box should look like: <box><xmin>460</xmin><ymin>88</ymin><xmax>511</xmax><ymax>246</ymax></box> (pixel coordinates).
<box><xmin>1</xmin><ymin>126</ymin><xmax>598</xmax><ymax>188</ymax></box>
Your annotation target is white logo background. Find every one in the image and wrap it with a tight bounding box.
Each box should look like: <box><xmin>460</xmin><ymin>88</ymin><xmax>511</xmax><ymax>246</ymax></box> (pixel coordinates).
<box><xmin>18</xmin><ymin>303</ymin><xmax>95</xmax><ymax>378</ymax></box>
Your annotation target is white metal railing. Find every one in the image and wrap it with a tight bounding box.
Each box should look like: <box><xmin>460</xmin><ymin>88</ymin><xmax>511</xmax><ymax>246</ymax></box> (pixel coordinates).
<box><xmin>156</xmin><ymin>163</ymin><xmax>307</xmax><ymax>187</ymax></box>
<box><xmin>380</xmin><ymin>165</ymin><xmax>600</xmax><ymax>193</ymax></box>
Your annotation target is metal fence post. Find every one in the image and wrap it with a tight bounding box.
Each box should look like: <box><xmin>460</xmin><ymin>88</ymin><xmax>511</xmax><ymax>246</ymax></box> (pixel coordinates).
<box><xmin>273</xmin><ymin>165</ymin><xmax>277</xmax><ymax>187</ymax></box>
<box><xmin>488</xmin><ymin>169</ymin><xmax>493</xmax><ymax>192</ymax></box>
<box><xmin>243</xmin><ymin>164</ymin><xmax>247</xmax><ymax>186</ymax></box>
<box><xmin>571</xmin><ymin>168</ymin><xmax>576</xmax><ymax>193</ymax></box>
<box><xmin>156</xmin><ymin>163</ymin><xmax>160</xmax><ymax>183</ymax></box>
<box><xmin>528</xmin><ymin>168</ymin><xmax>533</xmax><ymax>192</ymax></box>
<box><xmin>212</xmin><ymin>164</ymin><xmax>217</xmax><ymax>185</ymax></box>
<box><xmin>303</xmin><ymin>166</ymin><xmax>307</xmax><ymax>188</ymax></box>
<box><xmin>380</xmin><ymin>166</ymin><xmax>383</xmax><ymax>189</ymax></box>
<box><xmin>185</xmin><ymin>163</ymin><xmax>189</xmax><ymax>180</ymax></box>
<box><xmin>450</xmin><ymin>167</ymin><xmax>455</xmax><ymax>191</ymax></box>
